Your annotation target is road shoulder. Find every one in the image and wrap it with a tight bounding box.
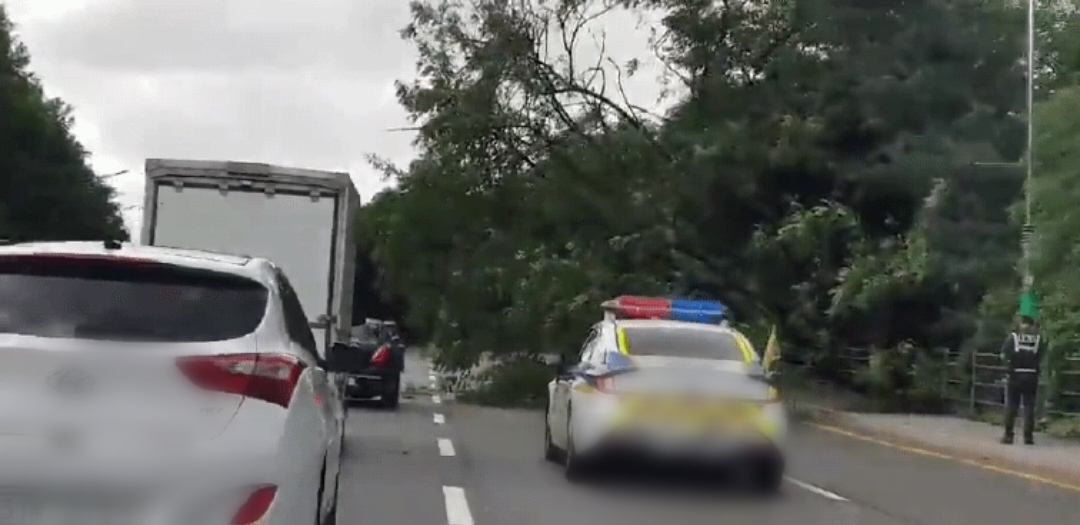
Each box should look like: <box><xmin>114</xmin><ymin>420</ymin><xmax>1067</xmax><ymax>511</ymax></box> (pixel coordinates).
<box><xmin>790</xmin><ymin>401</ymin><xmax>1080</xmax><ymax>491</ymax></box>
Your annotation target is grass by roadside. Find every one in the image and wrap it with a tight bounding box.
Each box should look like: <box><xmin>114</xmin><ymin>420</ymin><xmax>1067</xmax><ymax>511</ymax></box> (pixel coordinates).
<box><xmin>971</xmin><ymin>409</ymin><xmax>1080</xmax><ymax>440</ymax></box>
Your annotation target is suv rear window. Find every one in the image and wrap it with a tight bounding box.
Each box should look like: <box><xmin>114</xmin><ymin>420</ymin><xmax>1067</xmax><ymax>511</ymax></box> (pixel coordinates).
<box><xmin>0</xmin><ymin>256</ymin><xmax>268</xmax><ymax>342</ymax></box>
<box><xmin>620</xmin><ymin>326</ymin><xmax>747</xmax><ymax>361</ymax></box>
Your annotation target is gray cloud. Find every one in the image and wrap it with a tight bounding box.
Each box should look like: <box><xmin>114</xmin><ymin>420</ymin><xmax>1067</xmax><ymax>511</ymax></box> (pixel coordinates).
<box><xmin>27</xmin><ymin>0</ymin><xmax>411</xmax><ymax>74</ymax></box>
<box><xmin>6</xmin><ymin>0</ymin><xmax>666</xmax><ymax>239</ymax></box>
<box><xmin>9</xmin><ymin>0</ymin><xmax>420</xmax><ymax>236</ymax></box>
<box><xmin>60</xmin><ymin>68</ymin><xmax>413</xmax><ymax>169</ymax></box>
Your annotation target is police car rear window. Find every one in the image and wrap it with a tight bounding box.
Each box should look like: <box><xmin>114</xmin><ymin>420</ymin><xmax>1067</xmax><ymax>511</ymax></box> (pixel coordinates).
<box><xmin>620</xmin><ymin>327</ymin><xmax>745</xmax><ymax>361</ymax></box>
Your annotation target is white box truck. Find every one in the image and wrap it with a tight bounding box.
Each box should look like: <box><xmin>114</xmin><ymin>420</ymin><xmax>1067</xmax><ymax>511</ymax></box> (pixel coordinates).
<box><xmin>141</xmin><ymin>158</ymin><xmax>360</xmax><ymax>360</ymax></box>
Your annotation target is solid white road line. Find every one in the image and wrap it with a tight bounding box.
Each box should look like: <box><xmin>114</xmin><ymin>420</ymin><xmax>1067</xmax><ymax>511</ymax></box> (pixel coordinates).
<box><xmin>442</xmin><ymin>486</ymin><xmax>474</xmax><ymax>525</ymax></box>
<box><xmin>438</xmin><ymin>438</ymin><xmax>456</xmax><ymax>457</ymax></box>
<box><xmin>784</xmin><ymin>477</ymin><xmax>849</xmax><ymax>501</ymax></box>
<box><xmin>434</xmin><ymin>413</ymin><xmax>446</xmax><ymax>424</ymax></box>
<box><xmin>432</xmin><ymin>394</ymin><xmax>442</xmax><ymax>404</ymax></box>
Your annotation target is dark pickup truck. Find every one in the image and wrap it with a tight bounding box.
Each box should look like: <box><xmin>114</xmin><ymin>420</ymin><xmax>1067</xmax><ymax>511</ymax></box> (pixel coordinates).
<box><xmin>333</xmin><ymin>320</ymin><xmax>406</xmax><ymax>409</ymax></box>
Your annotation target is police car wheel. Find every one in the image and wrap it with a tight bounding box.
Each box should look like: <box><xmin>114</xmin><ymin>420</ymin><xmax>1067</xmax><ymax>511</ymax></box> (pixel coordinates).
<box><xmin>543</xmin><ymin>407</ymin><xmax>561</xmax><ymax>463</ymax></box>
<box><xmin>749</xmin><ymin>461</ymin><xmax>784</xmax><ymax>496</ymax></box>
<box><xmin>564</xmin><ymin>407</ymin><xmax>592</xmax><ymax>482</ymax></box>
<box><xmin>565</xmin><ymin>408</ymin><xmax>600</xmax><ymax>481</ymax></box>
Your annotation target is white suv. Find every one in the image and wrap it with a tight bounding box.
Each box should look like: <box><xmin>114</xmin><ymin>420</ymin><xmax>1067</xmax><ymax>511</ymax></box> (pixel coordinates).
<box><xmin>0</xmin><ymin>241</ymin><xmax>345</xmax><ymax>525</ymax></box>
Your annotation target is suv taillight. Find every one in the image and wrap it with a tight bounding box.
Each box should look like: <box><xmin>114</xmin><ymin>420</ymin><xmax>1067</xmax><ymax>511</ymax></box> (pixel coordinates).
<box><xmin>177</xmin><ymin>354</ymin><xmax>306</xmax><ymax>408</ymax></box>
<box><xmin>370</xmin><ymin>345</ymin><xmax>391</xmax><ymax>367</ymax></box>
<box><xmin>232</xmin><ymin>486</ymin><xmax>277</xmax><ymax>524</ymax></box>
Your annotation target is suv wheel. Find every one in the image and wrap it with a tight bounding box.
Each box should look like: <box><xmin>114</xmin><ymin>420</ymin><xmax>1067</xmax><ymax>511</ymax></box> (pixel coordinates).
<box><xmin>322</xmin><ymin>469</ymin><xmax>340</xmax><ymax>525</ymax></box>
<box><xmin>314</xmin><ymin>462</ymin><xmax>327</xmax><ymax>525</ymax></box>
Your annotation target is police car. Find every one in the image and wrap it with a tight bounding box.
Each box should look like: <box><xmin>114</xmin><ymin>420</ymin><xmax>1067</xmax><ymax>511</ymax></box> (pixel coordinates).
<box><xmin>543</xmin><ymin>296</ymin><xmax>786</xmax><ymax>492</ymax></box>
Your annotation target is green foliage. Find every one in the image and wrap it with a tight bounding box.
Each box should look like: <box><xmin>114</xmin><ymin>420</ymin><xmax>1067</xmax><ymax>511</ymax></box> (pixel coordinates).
<box><xmin>0</xmin><ymin>7</ymin><xmax>127</xmax><ymax>243</ymax></box>
<box><xmin>456</xmin><ymin>355</ymin><xmax>553</xmax><ymax>408</ymax></box>
<box><xmin>1031</xmin><ymin>87</ymin><xmax>1080</xmax><ymax>352</ymax></box>
<box><xmin>1028</xmin><ymin>86</ymin><xmax>1080</xmax><ymax>417</ymax></box>
<box><xmin>1045</xmin><ymin>416</ymin><xmax>1080</xmax><ymax>441</ymax></box>
<box><xmin>356</xmin><ymin>0</ymin><xmax>1080</xmax><ymax>413</ymax></box>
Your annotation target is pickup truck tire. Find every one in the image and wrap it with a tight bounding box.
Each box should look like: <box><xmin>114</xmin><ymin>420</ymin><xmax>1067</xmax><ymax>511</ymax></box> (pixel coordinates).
<box><xmin>380</xmin><ymin>374</ymin><xmax>401</xmax><ymax>409</ymax></box>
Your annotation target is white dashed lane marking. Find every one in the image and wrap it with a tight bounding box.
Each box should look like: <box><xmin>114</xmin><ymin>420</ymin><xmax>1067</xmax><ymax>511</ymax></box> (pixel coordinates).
<box><xmin>438</xmin><ymin>438</ymin><xmax>456</xmax><ymax>457</ymax></box>
<box><xmin>442</xmin><ymin>486</ymin><xmax>474</xmax><ymax>525</ymax></box>
<box><xmin>784</xmin><ymin>477</ymin><xmax>849</xmax><ymax>501</ymax></box>
<box><xmin>428</xmin><ymin>361</ymin><xmax>473</xmax><ymax>525</ymax></box>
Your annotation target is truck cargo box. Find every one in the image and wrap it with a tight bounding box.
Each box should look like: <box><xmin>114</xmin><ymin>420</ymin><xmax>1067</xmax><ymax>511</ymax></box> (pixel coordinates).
<box><xmin>141</xmin><ymin>158</ymin><xmax>360</xmax><ymax>359</ymax></box>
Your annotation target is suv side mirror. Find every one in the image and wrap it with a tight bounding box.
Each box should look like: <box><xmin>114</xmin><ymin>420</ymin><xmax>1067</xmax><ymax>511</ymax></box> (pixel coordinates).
<box><xmin>553</xmin><ymin>355</ymin><xmax>571</xmax><ymax>377</ymax></box>
<box><xmin>325</xmin><ymin>341</ymin><xmax>351</xmax><ymax>371</ymax></box>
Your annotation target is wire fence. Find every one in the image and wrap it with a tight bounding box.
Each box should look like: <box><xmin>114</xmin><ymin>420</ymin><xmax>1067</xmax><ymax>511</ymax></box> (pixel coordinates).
<box><xmin>808</xmin><ymin>346</ymin><xmax>1080</xmax><ymax>419</ymax></box>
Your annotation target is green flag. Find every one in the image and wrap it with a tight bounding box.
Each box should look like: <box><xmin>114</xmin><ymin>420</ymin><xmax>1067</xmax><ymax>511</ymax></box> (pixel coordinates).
<box><xmin>1019</xmin><ymin>291</ymin><xmax>1040</xmax><ymax>319</ymax></box>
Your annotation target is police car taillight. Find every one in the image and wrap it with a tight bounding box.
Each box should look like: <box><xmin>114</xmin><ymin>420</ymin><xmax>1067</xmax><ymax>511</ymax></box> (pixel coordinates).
<box><xmin>766</xmin><ymin>386</ymin><xmax>780</xmax><ymax>403</ymax></box>
<box><xmin>601</xmin><ymin>296</ymin><xmax>726</xmax><ymax>324</ymax></box>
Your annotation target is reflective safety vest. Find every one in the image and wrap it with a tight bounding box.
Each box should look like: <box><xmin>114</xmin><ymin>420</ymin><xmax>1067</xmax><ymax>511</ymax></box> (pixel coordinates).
<box><xmin>1013</xmin><ymin>332</ymin><xmax>1040</xmax><ymax>353</ymax></box>
<box><xmin>1010</xmin><ymin>331</ymin><xmax>1042</xmax><ymax>373</ymax></box>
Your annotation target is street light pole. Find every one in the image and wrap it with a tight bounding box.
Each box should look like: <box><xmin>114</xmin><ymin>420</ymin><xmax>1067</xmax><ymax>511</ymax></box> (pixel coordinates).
<box><xmin>975</xmin><ymin>1</ymin><xmax>1036</xmax><ymax>290</ymax></box>
<box><xmin>1021</xmin><ymin>0</ymin><xmax>1036</xmax><ymax>291</ymax></box>
<box><xmin>100</xmin><ymin>169</ymin><xmax>129</xmax><ymax>180</ymax></box>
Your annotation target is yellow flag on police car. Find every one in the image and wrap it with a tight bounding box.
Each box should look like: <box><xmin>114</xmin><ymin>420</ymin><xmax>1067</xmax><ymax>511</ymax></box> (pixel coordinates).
<box><xmin>763</xmin><ymin>325</ymin><xmax>781</xmax><ymax>372</ymax></box>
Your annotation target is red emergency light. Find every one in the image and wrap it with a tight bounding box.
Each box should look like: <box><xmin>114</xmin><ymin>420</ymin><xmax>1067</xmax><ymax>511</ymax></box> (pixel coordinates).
<box><xmin>601</xmin><ymin>296</ymin><xmax>672</xmax><ymax>320</ymax></box>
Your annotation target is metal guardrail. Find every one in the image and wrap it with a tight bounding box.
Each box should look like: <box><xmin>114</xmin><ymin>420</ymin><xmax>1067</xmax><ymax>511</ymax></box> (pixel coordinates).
<box><xmin>950</xmin><ymin>351</ymin><xmax>1080</xmax><ymax>418</ymax></box>
<box><xmin>808</xmin><ymin>346</ymin><xmax>1080</xmax><ymax>419</ymax></box>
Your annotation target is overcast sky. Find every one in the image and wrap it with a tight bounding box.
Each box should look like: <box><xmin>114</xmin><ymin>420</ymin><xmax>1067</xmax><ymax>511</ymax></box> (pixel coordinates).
<box><xmin>5</xmin><ymin>0</ymin><xmax>665</xmax><ymax>239</ymax></box>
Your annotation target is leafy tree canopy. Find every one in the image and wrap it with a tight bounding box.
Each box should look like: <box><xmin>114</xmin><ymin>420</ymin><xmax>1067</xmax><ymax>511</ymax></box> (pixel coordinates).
<box><xmin>358</xmin><ymin>0</ymin><xmax>1079</xmax><ymax>373</ymax></box>
<box><xmin>0</xmin><ymin>6</ymin><xmax>127</xmax><ymax>243</ymax></box>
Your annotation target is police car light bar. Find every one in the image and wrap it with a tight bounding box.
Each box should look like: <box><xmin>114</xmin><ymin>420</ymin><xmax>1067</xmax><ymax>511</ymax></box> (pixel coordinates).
<box><xmin>601</xmin><ymin>296</ymin><xmax>727</xmax><ymax>324</ymax></box>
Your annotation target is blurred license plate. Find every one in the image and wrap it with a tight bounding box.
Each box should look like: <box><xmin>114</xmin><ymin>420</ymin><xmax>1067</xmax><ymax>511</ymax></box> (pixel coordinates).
<box><xmin>0</xmin><ymin>494</ymin><xmax>41</xmax><ymax>525</ymax></box>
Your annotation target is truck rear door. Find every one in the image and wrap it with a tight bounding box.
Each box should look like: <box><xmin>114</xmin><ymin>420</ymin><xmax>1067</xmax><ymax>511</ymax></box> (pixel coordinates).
<box><xmin>149</xmin><ymin>181</ymin><xmax>340</xmax><ymax>357</ymax></box>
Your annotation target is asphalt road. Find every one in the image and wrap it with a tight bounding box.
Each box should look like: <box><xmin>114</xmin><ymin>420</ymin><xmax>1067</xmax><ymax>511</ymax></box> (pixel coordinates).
<box><xmin>335</xmin><ymin>356</ymin><xmax>1080</xmax><ymax>525</ymax></box>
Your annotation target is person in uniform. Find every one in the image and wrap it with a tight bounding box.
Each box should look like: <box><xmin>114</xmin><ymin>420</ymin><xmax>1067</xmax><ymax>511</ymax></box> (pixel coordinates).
<box><xmin>998</xmin><ymin>315</ymin><xmax>1048</xmax><ymax>445</ymax></box>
